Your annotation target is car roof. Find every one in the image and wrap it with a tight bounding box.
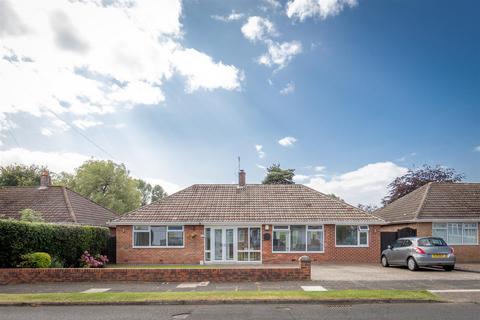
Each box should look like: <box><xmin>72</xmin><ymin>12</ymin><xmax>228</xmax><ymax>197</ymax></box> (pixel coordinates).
<box><xmin>397</xmin><ymin>236</ymin><xmax>444</xmax><ymax>241</ymax></box>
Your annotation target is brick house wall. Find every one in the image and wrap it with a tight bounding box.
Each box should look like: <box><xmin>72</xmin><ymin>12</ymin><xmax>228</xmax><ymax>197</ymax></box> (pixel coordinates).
<box><xmin>262</xmin><ymin>224</ymin><xmax>381</xmax><ymax>264</ymax></box>
<box><xmin>116</xmin><ymin>225</ymin><xmax>204</xmax><ymax>264</ymax></box>
<box><xmin>380</xmin><ymin>222</ymin><xmax>480</xmax><ymax>262</ymax></box>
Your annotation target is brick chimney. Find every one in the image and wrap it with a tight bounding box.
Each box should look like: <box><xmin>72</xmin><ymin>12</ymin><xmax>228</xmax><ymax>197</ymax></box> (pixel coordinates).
<box><xmin>39</xmin><ymin>170</ymin><xmax>51</xmax><ymax>189</ymax></box>
<box><xmin>238</xmin><ymin>170</ymin><xmax>246</xmax><ymax>187</ymax></box>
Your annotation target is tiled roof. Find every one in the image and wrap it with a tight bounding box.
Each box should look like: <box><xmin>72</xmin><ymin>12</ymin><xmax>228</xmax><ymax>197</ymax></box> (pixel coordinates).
<box><xmin>373</xmin><ymin>183</ymin><xmax>480</xmax><ymax>223</ymax></box>
<box><xmin>112</xmin><ymin>184</ymin><xmax>383</xmax><ymax>224</ymax></box>
<box><xmin>0</xmin><ymin>186</ymin><xmax>118</xmax><ymax>227</ymax></box>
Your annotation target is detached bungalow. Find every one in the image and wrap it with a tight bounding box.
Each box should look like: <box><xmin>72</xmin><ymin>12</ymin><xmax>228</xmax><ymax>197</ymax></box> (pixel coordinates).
<box><xmin>374</xmin><ymin>182</ymin><xmax>480</xmax><ymax>262</ymax></box>
<box><xmin>110</xmin><ymin>171</ymin><xmax>383</xmax><ymax>264</ymax></box>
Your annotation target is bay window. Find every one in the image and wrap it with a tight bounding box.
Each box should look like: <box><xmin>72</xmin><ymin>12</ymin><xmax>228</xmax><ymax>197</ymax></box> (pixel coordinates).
<box><xmin>133</xmin><ymin>225</ymin><xmax>184</xmax><ymax>247</ymax></box>
<box><xmin>272</xmin><ymin>225</ymin><xmax>324</xmax><ymax>252</ymax></box>
<box><xmin>335</xmin><ymin>225</ymin><xmax>369</xmax><ymax>247</ymax></box>
<box><xmin>432</xmin><ymin>223</ymin><xmax>478</xmax><ymax>245</ymax></box>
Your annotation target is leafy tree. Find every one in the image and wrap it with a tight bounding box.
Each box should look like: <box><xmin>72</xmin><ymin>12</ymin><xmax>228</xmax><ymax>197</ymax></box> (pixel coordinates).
<box><xmin>382</xmin><ymin>164</ymin><xmax>465</xmax><ymax>205</ymax></box>
<box><xmin>66</xmin><ymin>160</ymin><xmax>142</xmax><ymax>214</ymax></box>
<box><xmin>151</xmin><ymin>184</ymin><xmax>167</xmax><ymax>202</ymax></box>
<box><xmin>136</xmin><ymin>179</ymin><xmax>153</xmax><ymax>206</ymax></box>
<box><xmin>52</xmin><ymin>172</ymin><xmax>75</xmax><ymax>187</ymax></box>
<box><xmin>357</xmin><ymin>204</ymin><xmax>379</xmax><ymax>213</ymax></box>
<box><xmin>328</xmin><ymin>193</ymin><xmax>344</xmax><ymax>202</ymax></box>
<box><xmin>0</xmin><ymin>164</ymin><xmax>45</xmax><ymax>186</ymax></box>
<box><xmin>19</xmin><ymin>209</ymin><xmax>44</xmax><ymax>222</ymax></box>
<box><xmin>262</xmin><ymin>164</ymin><xmax>295</xmax><ymax>185</ymax></box>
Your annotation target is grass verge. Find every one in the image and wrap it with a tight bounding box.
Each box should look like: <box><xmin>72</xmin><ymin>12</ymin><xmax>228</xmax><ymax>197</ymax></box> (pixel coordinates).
<box><xmin>0</xmin><ymin>290</ymin><xmax>440</xmax><ymax>304</ymax></box>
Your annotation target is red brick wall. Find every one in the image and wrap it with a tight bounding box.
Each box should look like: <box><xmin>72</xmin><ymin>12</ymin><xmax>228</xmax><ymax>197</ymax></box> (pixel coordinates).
<box><xmin>380</xmin><ymin>222</ymin><xmax>480</xmax><ymax>262</ymax></box>
<box><xmin>0</xmin><ymin>259</ymin><xmax>311</xmax><ymax>284</ymax></box>
<box><xmin>262</xmin><ymin>224</ymin><xmax>381</xmax><ymax>264</ymax></box>
<box><xmin>116</xmin><ymin>225</ymin><xmax>204</xmax><ymax>264</ymax></box>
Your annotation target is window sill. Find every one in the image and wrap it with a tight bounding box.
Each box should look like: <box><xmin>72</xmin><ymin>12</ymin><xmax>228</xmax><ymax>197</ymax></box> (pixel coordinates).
<box><xmin>335</xmin><ymin>245</ymin><xmax>369</xmax><ymax>248</ymax></box>
<box><xmin>132</xmin><ymin>246</ymin><xmax>185</xmax><ymax>249</ymax></box>
<box><xmin>272</xmin><ymin>251</ymin><xmax>324</xmax><ymax>254</ymax></box>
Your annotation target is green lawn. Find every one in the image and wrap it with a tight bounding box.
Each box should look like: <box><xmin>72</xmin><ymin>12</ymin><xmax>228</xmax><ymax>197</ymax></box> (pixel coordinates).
<box><xmin>0</xmin><ymin>290</ymin><xmax>440</xmax><ymax>304</ymax></box>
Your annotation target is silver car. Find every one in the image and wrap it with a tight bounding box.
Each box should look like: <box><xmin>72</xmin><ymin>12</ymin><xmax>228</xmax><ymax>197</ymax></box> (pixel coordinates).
<box><xmin>381</xmin><ymin>237</ymin><xmax>456</xmax><ymax>271</ymax></box>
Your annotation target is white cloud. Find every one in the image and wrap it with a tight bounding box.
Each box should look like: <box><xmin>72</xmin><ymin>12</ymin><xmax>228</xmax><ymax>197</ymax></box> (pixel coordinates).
<box><xmin>0</xmin><ymin>0</ymin><xmax>242</xmax><ymax>136</ymax></box>
<box><xmin>264</xmin><ymin>0</ymin><xmax>282</xmax><ymax>9</ymax></box>
<box><xmin>286</xmin><ymin>0</ymin><xmax>358</xmax><ymax>21</ymax></box>
<box><xmin>474</xmin><ymin>146</ymin><xmax>480</xmax><ymax>152</ymax></box>
<box><xmin>241</xmin><ymin>16</ymin><xmax>277</xmax><ymax>42</ymax></box>
<box><xmin>211</xmin><ymin>11</ymin><xmax>244</xmax><ymax>22</ymax></box>
<box><xmin>306</xmin><ymin>162</ymin><xmax>408</xmax><ymax>206</ymax></box>
<box><xmin>396</xmin><ymin>152</ymin><xmax>417</xmax><ymax>162</ymax></box>
<box><xmin>255</xmin><ymin>144</ymin><xmax>265</xmax><ymax>158</ymax></box>
<box><xmin>73</xmin><ymin>118</ymin><xmax>103</xmax><ymax>130</ymax></box>
<box><xmin>278</xmin><ymin>136</ymin><xmax>297</xmax><ymax>147</ymax></box>
<box><xmin>279</xmin><ymin>82</ymin><xmax>295</xmax><ymax>95</ymax></box>
<box><xmin>293</xmin><ymin>174</ymin><xmax>310</xmax><ymax>182</ymax></box>
<box><xmin>314</xmin><ymin>166</ymin><xmax>326</xmax><ymax>172</ymax></box>
<box><xmin>40</xmin><ymin>128</ymin><xmax>53</xmax><ymax>136</ymax></box>
<box><xmin>258</xmin><ymin>40</ymin><xmax>302</xmax><ymax>69</ymax></box>
<box><xmin>256</xmin><ymin>164</ymin><xmax>267</xmax><ymax>170</ymax></box>
<box><xmin>142</xmin><ymin>177</ymin><xmax>181</xmax><ymax>196</ymax></box>
<box><xmin>0</xmin><ymin>147</ymin><xmax>90</xmax><ymax>173</ymax></box>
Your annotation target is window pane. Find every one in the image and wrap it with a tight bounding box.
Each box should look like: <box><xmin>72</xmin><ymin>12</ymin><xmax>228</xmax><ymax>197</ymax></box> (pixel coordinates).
<box><xmin>168</xmin><ymin>226</ymin><xmax>183</xmax><ymax>231</ymax></box>
<box><xmin>432</xmin><ymin>228</ymin><xmax>448</xmax><ymax>241</ymax></box>
<box><xmin>336</xmin><ymin>225</ymin><xmax>358</xmax><ymax>246</ymax></box>
<box><xmin>463</xmin><ymin>224</ymin><xmax>477</xmax><ymax>244</ymax></box>
<box><xmin>205</xmin><ymin>228</ymin><xmax>211</xmax><ymax>251</ymax></box>
<box><xmin>274</xmin><ymin>225</ymin><xmax>289</xmax><ymax>230</ymax></box>
<box><xmin>308</xmin><ymin>225</ymin><xmax>322</xmax><ymax>230</ymax></box>
<box><xmin>359</xmin><ymin>231</ymin><xmax>368</xmax><ymax>245</ymax></box>
<box><xmin>134</xmin><ymin>232</ymin><xmax>149</xmax><ymax>246</ymax></box>
<box><xmin>250</xmin><ymin>228</ymin><xmax>261</xmax><ymax>250</ymax></box>
<box><xmin>249</xmin><ymin>252</ymin><xmax>260</xmax><ymax>261</ymax></box>
<box><xmin>168</xmin><ymin>231</ymin><xmax>183</xmax><ymax>246</ymax></box>
<box><xmin>205</xmin><ymin>252</ymin><xmax>211</xmax><ymax>261</ymax></box>
<box><xmin>290</xmin><ymin>225</ymin><xmax>306</xmax><ymax>251</ymax></box>
<box><xmin>448</xmin><ymin>223</ymin><xmax>463</xmax><ymax>244</ymax></box>
<box><xmin>151</xmin><ymin>226</ymin><xmax>167</xmax><ymax>246</ymax></box>
<box><xmin>134</xmin><ymin>225</ymin><xmax>149</xmax><ymax>231</ymax></box>
<box><xmin>237</xmin><ymin>252</ymin><xmax>249</xmax><ymax>261</ymax></box>
<box><xmin>433</xmin><ymin>223</ymin><xmax>447</xmax><ymax>229</ymax></box>
<box><xmin>307</xmin><ymin>231</ymin><xmax>323</xmax><ymax>251</ymax></box>
<box><xmin>237</xmin><ymin>228</ymin><xmax>249</xmax><ymax>250</ymax></box>
<box><xmin>359</xmin><ymin>225</ymin><xmax>369</xmax><ymax>230</ymax></box>
<box><xmin>273</xmin><ymin>230</ymin><xmax>288</xmax><ymax>251</ymax></box>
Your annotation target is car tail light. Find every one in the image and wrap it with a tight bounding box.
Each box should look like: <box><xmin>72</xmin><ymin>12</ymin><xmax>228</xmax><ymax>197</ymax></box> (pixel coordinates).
<box><xmin>414</xmin><ymin>247</ymin><xmax>426</xmax><ymax>254</ymax></box>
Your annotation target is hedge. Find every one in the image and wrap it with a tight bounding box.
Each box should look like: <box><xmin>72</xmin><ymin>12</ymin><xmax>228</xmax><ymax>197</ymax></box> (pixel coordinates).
<box><xmin>0</xmin><ymin>220</ymin><xmax>110</xmax><ymax>267</ymax></box>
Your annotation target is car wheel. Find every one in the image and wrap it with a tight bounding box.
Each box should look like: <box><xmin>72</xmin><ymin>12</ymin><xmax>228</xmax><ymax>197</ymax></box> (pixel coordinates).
<box><xmin>407</xmin><ymin>257</ymin><xmax>418</xmax><ymax>271</ymax></box>
<box><xmin>443</xmin><ymin>265</ymin><xmax>454</xmax><ymax>271</ymax></box>
<box><xmin>381</xmin><ymin>255</ymin><xmax>389</xmax><ymax>267</ymax></box>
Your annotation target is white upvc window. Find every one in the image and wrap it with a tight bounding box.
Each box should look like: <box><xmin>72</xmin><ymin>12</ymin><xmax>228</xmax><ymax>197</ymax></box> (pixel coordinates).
<box><xmin>272</xmin><ymin>225</ymin><xmax>324</xmax><ymax>253</ymax></box>
<box><xmin>432</xmin><ymin>222</ymin><xmax>478</xmax><ymax>245</ymax></box>
<box><xmin>133</xmin><ymin>225</ymin><xmax>184</xmax><ymax>248</ymax></box>
<box><xmin>335</xmin><ymin>225</ymin><xmax>369</xmax><ymax>247</ymax></box>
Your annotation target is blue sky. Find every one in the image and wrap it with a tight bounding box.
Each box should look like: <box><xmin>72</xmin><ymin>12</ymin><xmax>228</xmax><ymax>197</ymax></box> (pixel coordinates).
<box><xmin>0</xmin><ymin>0</ymin><xmax>479</xmax><ymax>206</ymax></box>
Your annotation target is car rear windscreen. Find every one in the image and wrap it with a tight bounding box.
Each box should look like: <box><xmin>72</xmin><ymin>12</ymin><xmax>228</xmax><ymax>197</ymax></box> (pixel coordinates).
<box><xmin>418</xmin><ymin>238</ymin><xmax>447</xmax><ymax>247</ymax></box>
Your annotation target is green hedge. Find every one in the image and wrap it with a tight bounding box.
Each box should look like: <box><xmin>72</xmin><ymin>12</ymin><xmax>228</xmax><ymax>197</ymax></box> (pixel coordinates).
<box><xmin>0</xmin><ymin>220</ymin><xmax>110</xmax><ymax>267</ymax></box>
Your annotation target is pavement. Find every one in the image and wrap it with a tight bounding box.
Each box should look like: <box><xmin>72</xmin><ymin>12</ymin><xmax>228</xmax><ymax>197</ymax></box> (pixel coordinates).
<box><xmin>0</xmin><ymin>303</ymin><xmax>479</xmax><ymax>320</ymax></box>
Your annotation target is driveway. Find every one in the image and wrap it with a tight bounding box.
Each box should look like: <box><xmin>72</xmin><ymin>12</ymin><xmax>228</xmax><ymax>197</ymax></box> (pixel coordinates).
<box><xmin>311</xmin><ymin>264</ymin><xmax>480</xmax><ymax>281</ymax></box>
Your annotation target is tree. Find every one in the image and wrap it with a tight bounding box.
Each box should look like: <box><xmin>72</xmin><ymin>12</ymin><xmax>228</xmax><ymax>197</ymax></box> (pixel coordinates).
<box><xmin>357</xmin><ymin>204</ymin><xmax>379</xmax><ymax>213</ymax></box>
<box><xmin>0</xmin><ymin>164</ymin><xmax>45</xmax><ymax>186</ymax></box>
<box><xmin>382</xmin><ymin>164</ymin><xmax>465</xmax><ymax>205</ymax></box>
<box><xmin>19</xmin><ymin>209</ymin><xmax>44</xmax><ymax>222</ymax></box>
<box><xmin>262</xmin><ymin>164</ymin><xmax>295</xmax><ymax>185</ymax></box>
<box><xmin>151</xmin><ymin>185</ymin><xmax>167</xmax><ymax>202</ymax></box>
<box><xmin>328</xmin><ymin>193</ymin><xmax>344</xmax><ymax>202</ymax></box>
<box><xmin>52</xmin><ymin>172</ymin><xmax>75</xmax><ymax>187</ymax></box>
<box><xmin>66</xmin><ymin>160</ymin><xmax>142</xmax><ymax>214</ymax></box>
<box><xmin>136</xmin><ymin>179</ymin><xmax>153</xmax><ymax>206</ymax></box>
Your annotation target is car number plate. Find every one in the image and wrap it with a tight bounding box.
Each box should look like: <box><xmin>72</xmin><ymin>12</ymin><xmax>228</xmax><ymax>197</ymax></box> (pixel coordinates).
<box><xmin>432</xmin><ymin>254</ymin><xmax>447</xmax><ymax>258</ymax></box>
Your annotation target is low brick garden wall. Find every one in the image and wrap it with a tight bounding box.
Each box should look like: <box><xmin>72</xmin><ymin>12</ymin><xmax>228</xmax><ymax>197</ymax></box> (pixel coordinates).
<box><xmin>0</xmin><ymin>257</ymin><xmax>311</xmax><ymax>285</ymax></box>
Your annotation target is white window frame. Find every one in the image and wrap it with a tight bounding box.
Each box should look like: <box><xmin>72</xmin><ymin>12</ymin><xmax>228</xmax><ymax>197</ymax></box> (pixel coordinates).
<box><xmin>432</xmin><ymin>222</ymin><xmax>478</xmax><ymax>245</ymax></box>
<box><xmin>236</xmin><ymin>226</ymin><xmax>262</xmax><ymax>262</ymax></box>
<box><xmin>272</xmin><ymin>225</ymin><xmax>324</xmax><ymax>253</ymax></box>
<box><xmin>132</xmin><ymin>225</ymin><xmax>185</xmax><ymax>248</ymax></box>
<box><xmin>335</xmin><ymin>225</ymin><xmax>369</xmax><ymax>247</ymax></box>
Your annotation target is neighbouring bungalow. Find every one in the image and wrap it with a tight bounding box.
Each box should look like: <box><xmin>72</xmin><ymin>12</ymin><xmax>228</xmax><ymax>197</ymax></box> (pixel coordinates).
<box><xmin>373</xmin><ymin>182</ymin><xmax>480</xmax><ymax>262</ymax></box>
<box><xmin>110</xmin><ymin>170</ymin><xmax>384</xmax><ymax>264</ymax></box>
<box><xmin>0</xmin><ymin>171</ymin><xmax>118</xmax><ymax>228</ymax></box>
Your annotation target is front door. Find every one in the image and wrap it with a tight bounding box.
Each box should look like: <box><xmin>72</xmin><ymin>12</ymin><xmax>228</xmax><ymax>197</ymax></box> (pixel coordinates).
<box><xmin>211</xmin><ymin>227</ymin><xmax>235</xmax><ymax>262</ymax></box>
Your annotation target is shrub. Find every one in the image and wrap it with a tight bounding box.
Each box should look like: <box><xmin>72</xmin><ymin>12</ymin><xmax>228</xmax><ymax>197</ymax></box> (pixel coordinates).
<box><xmin>49</xmin><ymin>256</ymin><xmax>65</xmax><ymax>268</ymax></box>
<box><xmin>19</xmin><ymin>209</ymin><xmax>44</xmax><ymax>223</ymax></box>
<box><xmin>18</xmin><ymin>252</ymin><xmax>51</xmax><ymax>268</ymax></box>
<box><xmin>80</xmin><ymin>251</ymin><xmax>109</xmax><ymax>268</ymax></box>
<box><xmin>0</xmin><ymin>220</ymin><xmax>110</xmax><ymax>267</ymax></box>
